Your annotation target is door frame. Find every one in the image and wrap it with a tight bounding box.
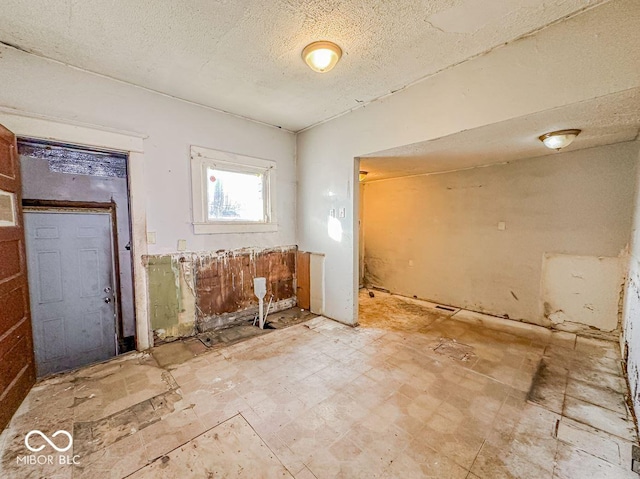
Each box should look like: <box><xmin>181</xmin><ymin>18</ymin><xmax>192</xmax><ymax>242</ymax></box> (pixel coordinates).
<box><xmin>0</xmin><ymin>108</ymin><xmax>152</xmax><ymax>350</ymax></box>
<box><xmin>23</xmin><ymin>201</ymin><xmax>125</xmax><ymax>351</ymax></box>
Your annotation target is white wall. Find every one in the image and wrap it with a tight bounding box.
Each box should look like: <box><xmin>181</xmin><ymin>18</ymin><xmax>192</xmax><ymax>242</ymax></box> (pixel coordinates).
<box><xmin>297</xmin><ymin>0</ymin><xmax>640</xmax><ymax>324</ymax></box>
<box><xmin>0</xmin><ymin>46</ymin><xmax>296</xmax><ymax>255</ymax></box>
<box><xmin>362</xmin><ymin>143</ymin><xmax>637</xmax><ymax>330</ymax></box>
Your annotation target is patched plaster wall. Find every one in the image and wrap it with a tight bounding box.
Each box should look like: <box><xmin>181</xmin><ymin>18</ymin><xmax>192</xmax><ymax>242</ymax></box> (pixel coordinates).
<box><xmin>297</xmin><ymin>0</ymin><xmax>640</xmax><ymax>324</ymax></box>
<box><xmin>622</xmin><ymin>141</ymin><xmax>640</xmax><ymax>420</ymax></box>
<box><xmin>362</xmin><ymin>142</ymin><xmax>637</xmax><ymax>332</ymax></box>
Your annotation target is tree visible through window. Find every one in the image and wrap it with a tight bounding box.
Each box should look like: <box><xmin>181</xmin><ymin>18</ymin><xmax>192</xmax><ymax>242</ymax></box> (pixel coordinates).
<box><xmin>207</xmin><ymin>168</ymin><xmax>264</xmax><ymax>222</ymax></box>
<box><xmin>191</xmin><ymin>146</ymin><xmax>277</xmax><ymax>234</ymax></box>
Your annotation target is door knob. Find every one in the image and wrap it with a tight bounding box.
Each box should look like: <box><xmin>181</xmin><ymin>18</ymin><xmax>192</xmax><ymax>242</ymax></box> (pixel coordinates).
<box><xmin>104</xmin><ymin>297</ymin><xmax>112</xmax><ymax>304</ymax></box>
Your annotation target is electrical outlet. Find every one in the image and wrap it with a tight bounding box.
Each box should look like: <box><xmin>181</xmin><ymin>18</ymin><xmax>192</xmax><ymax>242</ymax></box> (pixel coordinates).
<box><xmin>330</xmin><ymin>208</ymin><xmax>336</xmax><ymax>218</ymax></box>
<box><xmin>147</xmin><ymin>232</ymin><xmax>156</xmax><ymax>244</ymax></box>
<box><xmin>498</xmin><ymin>221</ymin><xmax>506</xmax><ymax>231</ymax></box>
<box><xmin>177</xmin><ymin>239</ymin><xmax>187</xmax><ymax>251</ymax></box>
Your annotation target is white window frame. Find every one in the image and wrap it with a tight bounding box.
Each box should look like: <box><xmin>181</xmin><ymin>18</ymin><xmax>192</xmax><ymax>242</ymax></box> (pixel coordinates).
<box><xmin>190</xmin><ymin>145</ymin><xmax>277</xmax><ymax>234</ymax></box>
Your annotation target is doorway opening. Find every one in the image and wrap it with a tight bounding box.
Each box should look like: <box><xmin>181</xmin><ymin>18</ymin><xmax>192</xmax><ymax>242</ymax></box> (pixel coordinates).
<box><xmin>18</xmin><ymin>139</ymin><xmax>136</xmax><ymax>377</ymax></box>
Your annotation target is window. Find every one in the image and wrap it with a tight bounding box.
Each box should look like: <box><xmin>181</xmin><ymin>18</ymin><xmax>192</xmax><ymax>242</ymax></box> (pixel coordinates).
<box><xmin>0</xmin><ymin>190</ymin><xmax>16</xmax><ymax>227</ymax></box>
<box><xmin>191</xmin><ymin>146</ymin><xmax>277</xmax><ymax>234</ymax></box>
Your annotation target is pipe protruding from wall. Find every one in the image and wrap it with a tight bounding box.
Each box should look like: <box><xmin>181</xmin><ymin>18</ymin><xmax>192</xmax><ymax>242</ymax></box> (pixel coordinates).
<box><xmin>254</xmin><ymin>277</ymin><xmax>267</xmax><ymax>329</ymax></box>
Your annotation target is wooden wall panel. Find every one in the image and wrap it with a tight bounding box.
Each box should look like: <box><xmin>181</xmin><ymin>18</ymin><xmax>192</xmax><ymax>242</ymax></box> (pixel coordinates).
<box><xmin>196</xmin><ymin>248</ymin><xmax>296</xmax><ymax>317</ymax></box>
<box><xmin>296</xmin><ymin>251</ymin><xmax>310</xmax><ymax>310</ymax></box>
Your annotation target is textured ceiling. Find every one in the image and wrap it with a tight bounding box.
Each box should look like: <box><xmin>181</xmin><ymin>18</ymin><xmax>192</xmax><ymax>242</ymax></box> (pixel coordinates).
<box><xmin>360</xmin><ymin>88</ymin><xmax>640</xmax><ymax>181</ymax></box>
<box><xmin>0</xmin><ymin>0</ymin><xmax>605</xmax><ymax>131</ymax></box>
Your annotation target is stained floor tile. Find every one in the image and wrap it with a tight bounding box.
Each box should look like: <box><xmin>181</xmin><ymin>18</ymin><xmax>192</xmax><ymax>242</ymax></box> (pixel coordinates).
<box><xmin>0</xmin><ymin>291</ymin><xmax>637</xmax><ymax>478</ymax></box>
<box><xmin>471</xmin><ymin>441</ymin><xmax>554</xmax><ymax>479</ymax></box>
<box><xmin>565</xmin><ymin>377</ymin><xmax>628</xmax><ymax>415</ymax></box>
<box><xmin>556</xmin><ymin>417</ymin><xmax>626</xmax><ymax>466</ymax></box>
<box><xmin>128</xmin><ymin>415</ymin><xmax>292</xmax><ymax>479</ymax></box>
<box><xmin>553</xmin><ymin>443</ymin><xmax>637</xmax><ymax>479</ymax></box>
<box><xmin>563</xmin><ymin>396</ymin><xmax>636</xmax><ymax>441</ymax></box>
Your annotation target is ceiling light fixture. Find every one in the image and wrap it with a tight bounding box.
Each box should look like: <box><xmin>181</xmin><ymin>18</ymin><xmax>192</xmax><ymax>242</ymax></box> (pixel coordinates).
<box><xmin>359</xmin><ymin>171</ymin><xmax>368</xmax><ymax>181</ymax></box>
<box><xmin>539</xmin><ymin>129</ymin><xmax>581</xmax><ymax>151</ymax></box>
<box><xmin>302</xmin><ymin>41</ymin><xmax>342</xmax><ymax>73</ymax></box>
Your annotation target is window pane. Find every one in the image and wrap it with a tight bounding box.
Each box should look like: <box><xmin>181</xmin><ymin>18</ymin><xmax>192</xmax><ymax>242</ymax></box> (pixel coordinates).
<box><xmin>206</xmin><ymin>167</ymin><xmax>265</xmax><ymax>222</ymax></box>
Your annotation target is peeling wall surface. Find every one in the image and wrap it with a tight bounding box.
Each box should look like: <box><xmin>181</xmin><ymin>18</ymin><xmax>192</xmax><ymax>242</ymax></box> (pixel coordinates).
<box><xmin>542</xmin><ymin>254</ymin><xmax>623</xmax><ymax>332</ymax></box>
<box><xmin>0</xmin><ymin>0</ymin><xmax>637</xmax><ymax>348</ymax></box>
<box><xmin>296</xmin><ymin>0</ymin><xmax>640</xmax><ymax>325</ymax></box>
<box><xmin>145</xmin><ymin>246</ymin><xmax>297</xmax><ymax>340</ymax></box>
<box><xmin>146</xmin><ymin>256</ymin><xmax>181</xmax><ymax>337</ymax></box>
<box><xmin>196</xmin><ymin>247</ymin><xmax>296</xmax><ymax>322</ymax></box>
<box><xmin>362</xmin><ymin>143</ymin><xmax>638</xmax><ymax>329</ymax></box>
<box><xmin>622</xmin><ymin>142</ymin><xmax>640</xmax><ymax>421</ymax></box>
<box><xmin>623</xmin><ymin>257</ymin><xmax>640</xmax><ymax>417</ymax></box>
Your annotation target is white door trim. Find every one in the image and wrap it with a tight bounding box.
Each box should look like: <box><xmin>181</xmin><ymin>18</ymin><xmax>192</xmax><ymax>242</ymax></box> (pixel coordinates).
<box><xmin>0</xmin><ymin>109</ymin><xmax>152</xmax><ymax>350</ymax></box>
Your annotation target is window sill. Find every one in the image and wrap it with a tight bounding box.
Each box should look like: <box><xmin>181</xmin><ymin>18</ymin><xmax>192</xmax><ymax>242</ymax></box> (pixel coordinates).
<box><xmin>193</xmin><ymin>222</ymin><xmax>278</xmax><ymax>235</ymax></box>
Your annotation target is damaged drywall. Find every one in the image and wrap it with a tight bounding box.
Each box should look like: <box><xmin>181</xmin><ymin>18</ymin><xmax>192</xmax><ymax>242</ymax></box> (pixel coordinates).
<box><xmin>144</xmin><ymin>246</ymin><xmax>297</xmax><ymax>341</ymax></box>
<box><xmin>196</xmin><ymin>246</ymin><xmax>296</xmax><ymax>331</ymax></box>
<box><xmin>621</xmin><ymin>142</ymin><xmax>640</xmax><ymax>424</ymax></box>
<box><xmin>542</xmin><ymin>253</ymin><xmax>625</xmax><ymax>334</ymax></box>
<box><xmin>623</xmin><ymin>259</ymin><xmax>640</xmax><ymax>415</ymax></box>
<box><xmin>361</xmin><ymin>143</ymin><xmax>637</xmax><ymax>333</ymax></box>
<box><xmin>145</xmin><ymin>256</ymin><xmax>192</xmax><ymax>340</ymax></box>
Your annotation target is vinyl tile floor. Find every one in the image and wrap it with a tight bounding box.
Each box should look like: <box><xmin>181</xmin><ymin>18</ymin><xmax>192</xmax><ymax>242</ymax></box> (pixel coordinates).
<box><xmin>1</xmin><ymin>291</ymin><xmax>638</xmax><ymax>478</ymax></box>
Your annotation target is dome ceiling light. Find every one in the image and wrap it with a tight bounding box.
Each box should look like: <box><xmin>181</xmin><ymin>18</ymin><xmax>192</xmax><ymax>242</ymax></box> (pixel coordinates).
<box><xmin>539</xmin><ymin>129</ymin><xmax>582</xmax><ymax>151</ymax></box>
<box><xmin>302</xmin><ymin>41</ymin><xmax>342</xmax><ymax>73</ymax></box>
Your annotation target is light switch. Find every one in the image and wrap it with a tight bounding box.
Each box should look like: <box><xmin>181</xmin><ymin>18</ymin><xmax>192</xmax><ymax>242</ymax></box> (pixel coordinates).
<box><xmin>339</xmin><ymin>207</ymin><xmax>346</xmax><ymax>218</ymax></box>
<box><xmin>177</xmin><ymin>239</ymin><xmax>187</xmax><ymax>251</ymax></box>
<box><xmin>147</xmin><ymin>231</ymin><xmax>156</xmax><ymax>244</ymax></box>
<box><xmin>498</xmin><ymin>221</ymin><xmax>506</xmax><ymax>231</ymax></box>
<box><xmin>409</xmin><ymin>260</ymin><xmax>414</xmax><ymax>267</ymax></box>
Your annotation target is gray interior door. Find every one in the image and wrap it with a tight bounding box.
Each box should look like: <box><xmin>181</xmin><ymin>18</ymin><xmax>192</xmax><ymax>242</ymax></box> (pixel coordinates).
<box><xmin>24</xmin><ymin>211</ymin><xmax>117</xmax><ymax>376</ymax></box>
